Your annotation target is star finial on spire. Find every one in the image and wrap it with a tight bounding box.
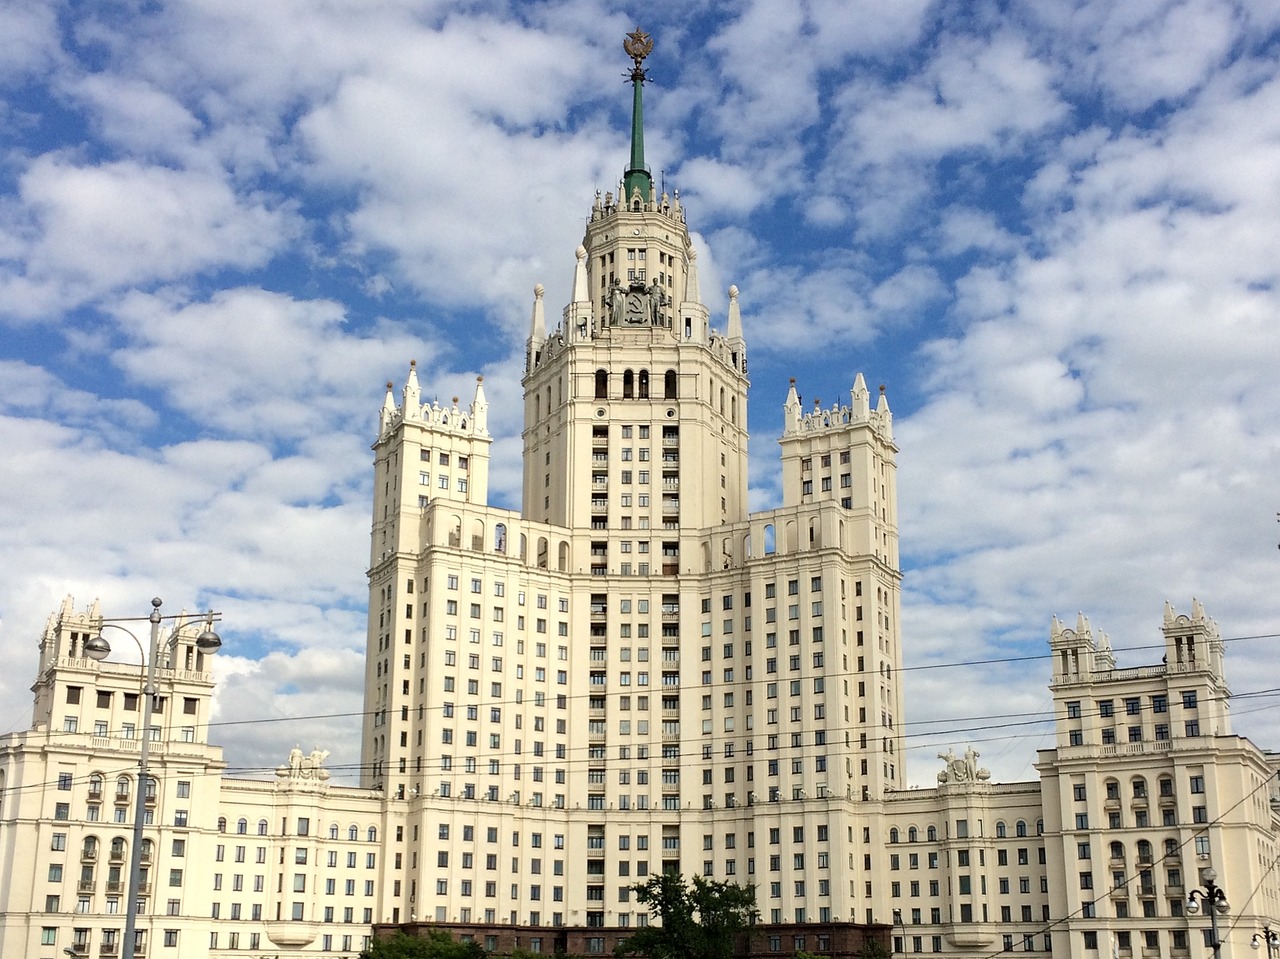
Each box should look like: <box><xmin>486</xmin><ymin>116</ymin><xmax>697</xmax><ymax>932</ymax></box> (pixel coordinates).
<box><xmin>624</xmin><ymin>28</ymin><xmax>653</xmax><ymax>81</ymax></box>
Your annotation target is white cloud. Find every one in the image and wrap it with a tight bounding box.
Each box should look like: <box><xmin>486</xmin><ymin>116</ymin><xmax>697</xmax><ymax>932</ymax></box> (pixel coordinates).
<box><xmin>107</xmin><ymin>287</ymin><xmax>427</xmax><ymax>440</ymax></box>
<box><xmin>0</xmin><ymin>158</ymin><xmax>296</xmax><ymax>319</ymax></box>
<box><xmin>0</xmin><ymin>0</ymin><xmax>61</xmax><ymax>83</ymax></box>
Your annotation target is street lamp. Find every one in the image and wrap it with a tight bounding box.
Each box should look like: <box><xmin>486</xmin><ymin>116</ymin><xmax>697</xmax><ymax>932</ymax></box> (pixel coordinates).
<box><xmin>83</xmin><ymin>597</ymin><xmax>222</xmax><ymax>959</ymax></box>
<box><xmin>1186</xmin><ymin>868</ymin><xmax>1230</xmax><ymax>959</ymax></box>
<box><xmin>1252</xmin><ymin>927</ymin><xmax>1279</xmax><ymax>959</ymax></box>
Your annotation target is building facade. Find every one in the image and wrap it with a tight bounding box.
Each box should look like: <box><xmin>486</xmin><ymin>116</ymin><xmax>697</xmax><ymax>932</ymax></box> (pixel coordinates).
<box><xmin>3</xmin><ymin>30</ymin><xmax>1279</xmax><ymax>959</ymax></box>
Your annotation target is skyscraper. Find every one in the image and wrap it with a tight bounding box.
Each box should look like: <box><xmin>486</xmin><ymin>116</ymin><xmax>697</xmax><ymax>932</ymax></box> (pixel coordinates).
<box><xmin>363</xmin><ymin>28</ymin><xmax>905</xmax><ymax>932</ymax></box>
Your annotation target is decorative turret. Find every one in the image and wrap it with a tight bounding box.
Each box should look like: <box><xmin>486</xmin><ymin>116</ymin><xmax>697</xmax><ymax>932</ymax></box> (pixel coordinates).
<box><xmin>1049</xmin><ymin>612</ymin><xmax>1096</xmax><ymax>685</ymax></box>
<box><xmin>1162</xmin><ymin>597</ymin><xmax>1226</xmax><ymax>677</ymax></box>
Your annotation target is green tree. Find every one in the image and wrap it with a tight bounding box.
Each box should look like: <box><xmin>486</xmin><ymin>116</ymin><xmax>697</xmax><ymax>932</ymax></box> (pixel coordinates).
<box><xmin>361</xmin><ymin>929</ymin><xmax>488</xmax><ymax>959</ymax></box>
<box><xmin>615</xmin><ymin>872</ymin><xmax>757</xmax><ymax>959</ymax></box>
<box><xmin>855</xmin><ymin>939</ymin><xmax>891</xmax><ymax>959</ymax></box>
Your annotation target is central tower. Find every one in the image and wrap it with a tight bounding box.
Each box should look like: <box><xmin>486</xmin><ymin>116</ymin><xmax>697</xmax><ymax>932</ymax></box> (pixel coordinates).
<box><xmin>364</xmin><ymin>29</ymin><xmax>904</xmax><ymax>936</ymax></box>
<box><xmin>522</xmin><ymin>28</ymin><xmax>749</xmax><ymax>547</ymax></box>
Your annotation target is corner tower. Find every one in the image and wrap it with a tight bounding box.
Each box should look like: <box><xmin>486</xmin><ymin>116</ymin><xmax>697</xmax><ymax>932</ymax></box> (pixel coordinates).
<box><xmin>522</xmin><ymin>29</ymin><xmax>749</xmax><ymax>546</ymax></box>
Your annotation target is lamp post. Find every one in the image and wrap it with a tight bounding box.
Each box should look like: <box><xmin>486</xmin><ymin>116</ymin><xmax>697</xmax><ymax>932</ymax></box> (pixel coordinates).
<box><xmin>1252</xmin><ymin>927</ymin><xmax>1279</xmax><ymax>959</ymax></box>
<box><xmin>1186</xmin><ymin>868</ymin><xmax>1230</xmax><ymax>959</ymax></box>
<box><xmin>83</xmin><ymin>597</ymin><xmax>222</xmax><ymax>959</ymax></box>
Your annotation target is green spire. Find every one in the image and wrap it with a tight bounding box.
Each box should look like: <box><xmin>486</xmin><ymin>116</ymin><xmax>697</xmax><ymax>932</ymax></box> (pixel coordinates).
<box><xmin>622</xmin><ymin>28</ymin><xmax>653</xmax><ymax>205</ymax></box>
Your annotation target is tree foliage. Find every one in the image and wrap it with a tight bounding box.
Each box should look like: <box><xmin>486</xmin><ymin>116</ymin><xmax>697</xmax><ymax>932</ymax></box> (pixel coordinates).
<box><xmin>616</xmin><ymin>872</ymin><xmax>757</xmax><ymax>959</ymax></box>
<box><xmin>856</xmin><ymin>939</ymin><xmax>891</xmax><ymax>959</ymax></box>
<box><xmin>361</xmin><ymin>929</ymin><xmax>488</xmax><ymax>959</ymax></box>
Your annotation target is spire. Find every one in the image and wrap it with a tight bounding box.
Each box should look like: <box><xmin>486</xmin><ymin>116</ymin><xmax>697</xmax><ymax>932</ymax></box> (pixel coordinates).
<box><xmin>471</xmin><ymin>376</ymin><xmax>489</xmax><ymax>436</ymax></box>
<box><xmin>851</xmin><ymin>372</ymin><xmax>870</xmax><ymax>417</ymax></box>
<box><xmin>622</xmin><ymin>28</ymin><xmax>654</xmax><ymax>205</ymax></box>
<box><xmin>685</xmin><ymin>248</ymin><xmax>701</xmax><ymax>303</ymax></box>
<box><xmin>572</xmin><ymin>246</ymin><xmax>589</xmax><ymax>303</ymax></box>
<box><xmin>783</xmin><ymin>378</ymin><xmax>802</xmax><ymax>433</ymax></box>
<box><xmin>529</xmin><ymin>284</ymin><xmax>546</xmax><ymax>343</ymax></box>
<box><xmin>380</xmin><ymin>380</ymin><xmax>396</xmax><ymax>434</ymax></box>
<box><xmin>727</xmin><ymin>285</ymin><xmax>743</xmax><ymax>340</ymax></box>
<box><xmin>403</xmin><ymin>359</ymin><xmax>421</xmax><ymax>412</ymax></box>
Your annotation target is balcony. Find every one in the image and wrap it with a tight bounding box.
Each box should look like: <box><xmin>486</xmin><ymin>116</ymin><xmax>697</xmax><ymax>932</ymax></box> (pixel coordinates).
<box><xmin>109</xmin><ymin>850</ymin><xmax>125</xmax><ymax>864</ymax></box>
<box><xmin>106</xmin><ymin>881</ymin><xmax>125</xmax><ymax>894</ymax></box>
<box><xmin>82</xmin><ymin>848</ymin><xmax>97</xmax><ymax>861</ymax></box>
<box><xmin>78</xmin><ymin>880</ymin><xmax>95</xmax><ymax>893</ymax></box>
<box><xmin>99</xmin><ymin>943</ymin><xmax>119</xmax><ymax>956</ymax></box>
<box><xmin>114</xmin><ymin>790</ymin><xmax>130</xmax><ymax>804</ymax></box>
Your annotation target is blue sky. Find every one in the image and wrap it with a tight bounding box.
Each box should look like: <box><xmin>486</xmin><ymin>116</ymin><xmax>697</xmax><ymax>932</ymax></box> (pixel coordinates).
<box><xmin>2</xmin><ymin>0</ymin><xmax>1278</xmax><ymax>785</ymax></box>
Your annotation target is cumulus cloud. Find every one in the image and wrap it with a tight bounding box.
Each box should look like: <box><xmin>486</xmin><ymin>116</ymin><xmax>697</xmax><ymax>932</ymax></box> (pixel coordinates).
<box><xmin>0</xmin><ymin>158</ymin><xmax>295</xmax><ymax>319</ymax></box>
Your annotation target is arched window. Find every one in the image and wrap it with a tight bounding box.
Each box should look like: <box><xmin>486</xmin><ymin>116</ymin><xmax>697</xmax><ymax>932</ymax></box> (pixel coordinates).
<box><xmin>349</xmin><ymin>825</ymin><xmax>359</xmax><ymax>841</ymax></box>
<box><xmin>144</xmin><ymin>776</ymin><xmax>157</xmax><ymax>800</ymax></box>
<box><xmin>1158</xmin><ymin>777</ymin><xmax>1174</xmax><ymax>798</ymax></box>
<box><xmin>889</xmin><ymin>827</ymin><xmax>899</xmax><ymax>844</ymax></box>
<box><xmin>1137</xmin><ymin>840</ymin><xmax>1153</xmax><ymax>863</ymax></box>
<box><xmin>1016</xmin><ymin>820</ymin><xmax>1027</xmax><ymax>838</ymax></box>
<box><xmin>926</xmin><ymin>826</ymin><xmax>937</xmax><ymax>842</ymax></box>
<box><xmin>1036</xmin><ymin>819</ymin><xmax>1043</xmax><ymax>836</ymax></box>
<box><xmin>140</xmin><ymin>839</ymin><xmax>153</xmax><ymax>861</ymax></box>
<box><xmin>623</xmin><ymin>370</ymin><xmax>635</xmax><ymax>399</ymax></box>
<box><xmin>236</xmin><ymin>818</ymin><xmax>248</xmax><ymax>835</ymax></box>
<box><xmin>115</xmin><ymin>776</ymin><xmax>130</xmax><ymax>799</ymax></box>
<box><xmin>82</xmin><ymin>836</ymin><xmax>98</xmax><ymax>859</ymax></box>
<box><xmin>664</xmin><ymin>369</ymin><xmax>677</xmax><ymax>399</ymax></box>
<box><xmin>88</xmin><ymin>773</ymin><xmax>103</xmax><ymax>798</ymax></box>
<box><xmin>638</xmin><ymin>370</ymin><xmax>649</xmax><ymax>399</ymax></box>
<box><xmin>594</xmin><ymin>369</ymin><xmax>608</xmax><ymax>399</ymax></box>
<box><xmin>367</xmin><ymin>826</ymin><xmax>378</xmax><ymax>843</ymax></box>
<box><xmin>996</xmin><ymin>821</ymin><xmax>1007</xmax><ymax>838</ymax></box>
<box><xmin>217</xmin><ymin>817</ymin><xmax>227</xmax><ymax>834</ymax></box>
<box><xmin>907</xmin><ymin>827</ymin><xmax>918</xmax><ymax>843</ymax></box>
<box><xmin>495</xmin><ymin>523</ymin><xmax>507</xmax><ymax>554</ymax></box>
<box><xmin>1110</xmin><ymin>841</ymin><xmax>1125</xmax><ymax>860</ymax></box>
<box><xmin>110</xmin><ymin>836</ymin><xmax>127</xmax><ymax>860</ymax></box>
<box><xmin>329</xmin><ymin>824</ymin><xmax>339</xmax><ymax>840</ymax></box>
<box><xmin>1132</xmin><ymin>777</ymin><xmax>1147</xmax><ymax>799</ymax></box>
<box><xmin>258</xmin><ymin>820</ymin><xmax>268</xmax><ymax>836</ymax></box>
